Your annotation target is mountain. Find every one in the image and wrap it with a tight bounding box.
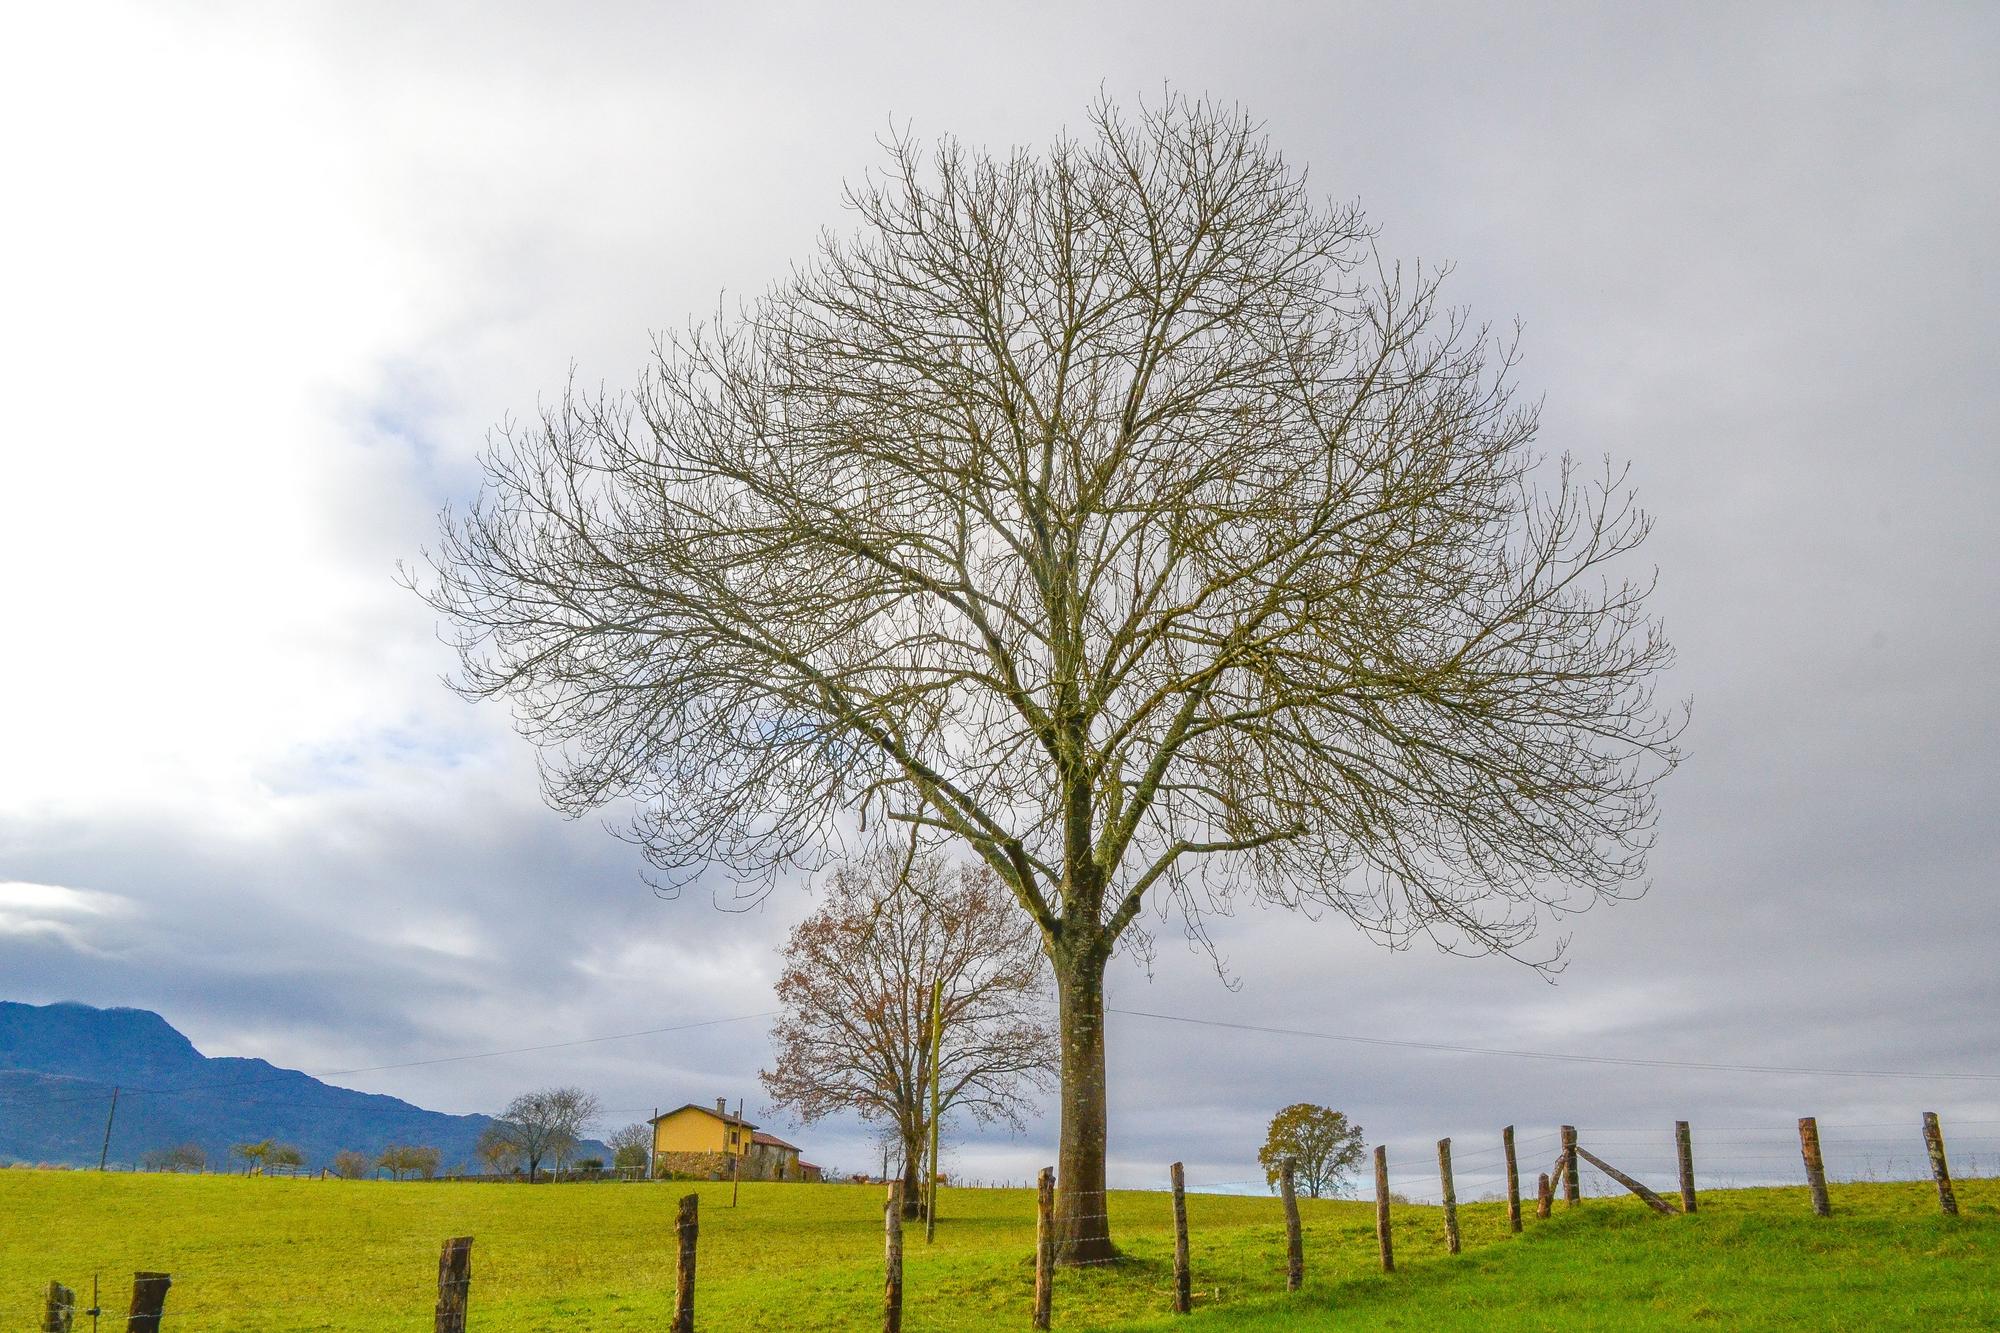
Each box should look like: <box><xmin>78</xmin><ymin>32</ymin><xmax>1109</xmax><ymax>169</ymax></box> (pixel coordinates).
<box><xmin>0</xmin><ymin>1001</ymin><xmax>605</xmax><ymax>1172</ymax></box>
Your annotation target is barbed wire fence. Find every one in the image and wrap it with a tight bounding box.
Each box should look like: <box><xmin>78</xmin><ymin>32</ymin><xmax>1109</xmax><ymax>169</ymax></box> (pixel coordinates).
<box><xmin>16</xmin><ymin>994</ymin><xmax>2000</xmax><ymax>1328</ymax></box>
<box><xmin>1019</xmin><ymin>1104</ymin><xmax>1986</xmax><ymax>1329</ymax></box>
<box><xmin>23</xmin><ymin>1105</ymin><xmax>1991</xmax><ymax>1331</ymax></box>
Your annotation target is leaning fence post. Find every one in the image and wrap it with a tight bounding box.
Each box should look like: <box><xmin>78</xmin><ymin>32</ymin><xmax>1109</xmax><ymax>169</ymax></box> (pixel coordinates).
<box><xmin>43</xmin><ymin>1281</ymin><xmax>75</xmax><ymax>1332</ymax></box>
<box><xmin>884</xmin><ymin>1180</ymin><xmax>904</xmax><ymax>1333</ymax></box>
<box><xmin>126</xmin><ymin>1273</ymin><xmax>170</xmax><ymax>1333</ymax></box>
<box><xmin>673</xmin><ymin>1193</ymin><xmax>698</xmax><ymax>1333</ymax></box>
<box><xmin>1536</xmin><ymin>1171</ymin><xmax>1552</xmax><ymax>1219</ymax></box>
<box><xmin>1922</xmin><ymin>1112</ymin><xmax>1958</xmax><ymax>1217</ymax></box>
<box><xmin>1168</xmin><ymin>1161</ymin><xmax>1191</xmax><ymax>1314</ymax></box>
<box><xmin>1675</xmin><ymin>1121</ymin><xmax>1697</xmax><ymax>1214</ymax></box>
<box><xmin>1373</xmin><ymin>1145</ymin><xmax>1394</xmax><ymax>1274</ymax></box>
<box><xmin>434</xmin><ymin>1237</ymin><xmax>472</xmax><ymax>1333</ymax></box>
<box><xmin>1034</xmin><ymin>1167</ymin><xmax>1054</xmax><ymax>1331</ymax></box>
<box><xmin>1798</xmin><ymin>1117</ymin><xmax>1831</xmax><ymax>1217</ymax></box>
<box><xmin>1560</xmin><ymin>1126</ymin><xmax>1579</xmax><ymax>1206</ymax></box>
<box><xmin>1503</xmin><ymin>1126</ymin><xmax>1521</xmax><ymax>1234</ymax></box>
<box><xmin>1279</xmin><ymin>1157</ymin><xmax>1303</xmax><ymax>1292</ymax></box>
<box><xmin>1169</xmin><ymin>1161</ymin><xmax>1192</xmax><ymax>1313</ymax></box>
<box><xmin>1572</xmin><ymin>1144</ymin><xmax>1679</xmax><ymax>1215</ymax></box>
<box><xmin>1438</xmin><ymin>1138</ymin><xmax>1461</xmax><ymax>1255</ymax></box>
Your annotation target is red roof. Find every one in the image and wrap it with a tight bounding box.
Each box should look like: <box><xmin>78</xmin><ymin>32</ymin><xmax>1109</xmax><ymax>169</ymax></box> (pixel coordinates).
<box><xmin>750</xmin><ymin>1131</ymin><xmax>799</xmax><ymax>1152</ymax></box>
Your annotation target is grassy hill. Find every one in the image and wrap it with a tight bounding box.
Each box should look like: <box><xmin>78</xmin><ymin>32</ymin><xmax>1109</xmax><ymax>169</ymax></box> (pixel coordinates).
<box><xmin>4</xmin><ymin>1170</ymin><xmax>1995</xmax><ymax>1329</ymax></box>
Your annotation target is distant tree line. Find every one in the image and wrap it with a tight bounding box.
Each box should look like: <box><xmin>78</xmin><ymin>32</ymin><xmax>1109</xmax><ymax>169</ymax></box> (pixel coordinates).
<box><xmin>130</xmin><ymin>1140</ymin><xmax>448</xmax><ymax>1179</ymax></box>
<box><xmin>128</xmin><ymin>1082</ymin><xmax>618</xmax><ymax>1183</ymax></box>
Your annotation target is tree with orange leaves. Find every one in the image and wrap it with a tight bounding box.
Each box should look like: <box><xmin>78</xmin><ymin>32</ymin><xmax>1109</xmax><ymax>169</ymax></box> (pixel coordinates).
<box><xmin>761</xmin><ymin>847</ymin><xmax>1055</xmax><ymax>1217</ymax></box>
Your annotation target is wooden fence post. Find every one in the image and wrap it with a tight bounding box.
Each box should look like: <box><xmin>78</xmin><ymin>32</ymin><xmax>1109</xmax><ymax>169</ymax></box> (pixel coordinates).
<box><xmin>1536</xmin><ymin>1171</ymin><xmax>1552</xmax><ymax>1219</ymax></box>
<box><xmin>1798</xmin><ymin>1117</ymin><xmax>1831</xmax><ymax>1217</ymax></box>
<box><xmin>434</xmin><ymin>1237</ymin><xmax>471</xmax><ymax>1333</ymax></box>
<box><xmin>1034</xmin><ymin>1167</ymin><xmax>1054</xmax><ymax>1331</ymax></box>
<box><xmin>126</xmin><ymin>1273</ymin><xmax>170</xmax><ymax>1333</ymax></box>
<box><xmin>1503</xmin><ymin>1126</ymin><xmax>1521</xmax><ymax>1234</ymax></box>
<box><xmin>1922</xmin><ymin>1112</ymin><xmax>1958</xmax><ymax>1217</ymax></box>
<box><xmin>1279</xmin><ymin>1158</ymin><xmax>1303</xmax><ymax>1292</ymax></box>
<box><xmin>1560</xmin><ymin>1126</ymin><xmax>1579</xmax><ymax>1206</ymax></box>
<box><xmin>673</xmin><ymin>1193</ymin><xmax>699</xmax><ymax>1333</ymax></box>
<box><xmin>1437</xmin><ymin>1138</ymin><xmax>1461</xmax><ymax>1255</ymax></box>
<box><xmin>1675</xmin><ymin>1121</ymin><xmax>1697</xmax><ymax>1214</ymax></box>
<box><xmin>884</xmin><ymin>1181</ymin><xmax>904</xmax><ymax>1333</ymax></box>
<box><xmin>42</xmin><ymin>1281</ymin><xmax>75</xmax><ymax>1332</ymax></box>
<box><xmin>1169</xmin><ymin>1161</ymin><xmax>1191</xmax><ymax>1314</ymax></box>
<box><xmin>1373</xmin><ymin>1145</ymin><xmax>1394</xmax><ymax>1274</ymax></box>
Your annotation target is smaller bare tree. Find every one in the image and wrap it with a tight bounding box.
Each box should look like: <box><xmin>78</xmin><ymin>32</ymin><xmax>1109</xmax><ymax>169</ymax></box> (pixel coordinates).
<box><xmin>761</xmin><ymin>847</ymin><xmax>1056</xmax><ymax>1217</ymax></box>
<box><xmin>606</xmin><ymin>1123</ymin><xmax>651</xmax><ymax>1174</ymax></box>
<box><xmin>486</xmin><ymin>1087</ymin><xmax>602</xmax><ymax>1182</ymax></box>
<box><xmin>331</xmin><ymin>1149</ymin><xmax>371</xmax><ymax>1180</ymax></box>
<box><xmin>140</xmin><ymin>1143</ymin><xmax>206</xmax><ymax>1173</ymax></box>
<box><xmin>475</xmin><ymin>1125</ymin><xmax>522</xmax><ymax>1176</ymax></box>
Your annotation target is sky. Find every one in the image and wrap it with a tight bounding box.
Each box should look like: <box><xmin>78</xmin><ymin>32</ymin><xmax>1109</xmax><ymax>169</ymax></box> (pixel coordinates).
<box><xmin>2</xmin><ymin>1</ymin><xmax>1997</xmax><ymax>1197</ymax></box>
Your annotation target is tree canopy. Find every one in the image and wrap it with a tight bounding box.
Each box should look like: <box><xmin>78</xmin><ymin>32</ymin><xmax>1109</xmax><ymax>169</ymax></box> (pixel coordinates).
<box><xmin>416</xmin><ymin>91</ymin><xmax>1681</xmax><ymax>1261</ymax></box>
<box><xmin>1258</xmin><ymin>1102</ymin><xmax>1367</xmax><ymax>1199</ymax></box>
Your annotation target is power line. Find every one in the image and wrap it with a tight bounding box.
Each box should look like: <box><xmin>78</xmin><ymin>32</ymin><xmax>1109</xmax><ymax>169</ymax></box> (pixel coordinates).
<box><xmin>313</xmin><ymin>1011</ymin><xmax>777</xmax><ymax>1079</ymax></box>
<box><xmin>1107</xmin><ymin>1007</ymin><xmax>2000</xmax><ymax>1082</ymax></box>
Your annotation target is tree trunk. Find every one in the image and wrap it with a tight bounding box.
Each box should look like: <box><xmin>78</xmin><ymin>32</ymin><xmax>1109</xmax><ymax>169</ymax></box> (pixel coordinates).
<box><xmin>1052</xmin><ymin>948</ymin><xmax>1114</xmax><ymax>1265</ymax></box>
<box><xmin>899</xmin><ymin>1129</ymin><xmax>923</xmax><ymax>1220</ymax></box>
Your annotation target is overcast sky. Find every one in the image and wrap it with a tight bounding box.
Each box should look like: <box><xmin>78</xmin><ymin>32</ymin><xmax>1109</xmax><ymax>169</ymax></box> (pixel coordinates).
<box><xmin>3</xmin><ymin>2</ymin><xmax>1997</xmax><ymax>1196</ymax></box>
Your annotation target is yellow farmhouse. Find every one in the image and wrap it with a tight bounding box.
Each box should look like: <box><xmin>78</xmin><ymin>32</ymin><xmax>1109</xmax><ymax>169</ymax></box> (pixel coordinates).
<box><xmin>648</xmin><ymin>1098</ymin><xmax>822</xmax><ymax>1181</ymax></box>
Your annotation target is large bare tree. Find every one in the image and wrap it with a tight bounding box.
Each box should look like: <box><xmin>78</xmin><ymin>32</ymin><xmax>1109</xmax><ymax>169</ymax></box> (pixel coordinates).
<box><xmin>414</xmin><ymin>93</ymin><xmax>1680</xmax><ymax>1262</ymax></box>
<box><xmin>484</xmin><ymin>1086</ymin><xmax>600</xmax><ymax>1183</ymax></box>
<box><xmin>761</xmin><ymin>846</ymin><xmax>1055</xmax><ymax>1216</ymax></box>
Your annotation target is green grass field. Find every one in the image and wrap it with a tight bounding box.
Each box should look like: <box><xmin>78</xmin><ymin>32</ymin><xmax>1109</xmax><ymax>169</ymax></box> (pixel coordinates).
<box><xmin>5</xmin><ymin>1171</ymin><xmax>1996</xmax><ymax>1330</ymax></box>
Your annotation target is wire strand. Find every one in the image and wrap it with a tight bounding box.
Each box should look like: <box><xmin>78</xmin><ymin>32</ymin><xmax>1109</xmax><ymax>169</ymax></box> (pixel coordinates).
<box><xmin>1108</xmin><ymin>1007</ymin><xmax>2000</xmax><ymax>1081</ymax></box>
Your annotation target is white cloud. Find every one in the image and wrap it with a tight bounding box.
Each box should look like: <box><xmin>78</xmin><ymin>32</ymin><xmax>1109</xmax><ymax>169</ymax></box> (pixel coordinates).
<box><xmin>0</xmin><ymin>880</ymin><xmax>132</xmax><ymax>951</ymax></box>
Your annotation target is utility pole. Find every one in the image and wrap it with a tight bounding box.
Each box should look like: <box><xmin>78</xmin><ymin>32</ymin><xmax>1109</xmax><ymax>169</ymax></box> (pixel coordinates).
<box><xmin>648</xmin><ymin>1106</ymin><xmax>658</xmax><ymax>1181</ymax></box>
<box><xmin>925</xmin><ymin>977</ymin><xmax>943</xmax><ymax>1242</ymax></box>
<box><xmin>98</xmin><ymin>1086</ymin><xmax>120</xmax><ymax>1171</ymax></box>
<box><xmin>731</xmin><ymin>1098</ymin><xmax>744</xmax><ymax>1207</ymax></box>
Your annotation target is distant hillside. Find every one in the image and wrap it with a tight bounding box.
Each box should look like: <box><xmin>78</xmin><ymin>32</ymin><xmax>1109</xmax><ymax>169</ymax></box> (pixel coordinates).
<box><xmin>0</xmin><ymin>1001</ymin><xmax>604</xmax><ymax>1171</ymax></box>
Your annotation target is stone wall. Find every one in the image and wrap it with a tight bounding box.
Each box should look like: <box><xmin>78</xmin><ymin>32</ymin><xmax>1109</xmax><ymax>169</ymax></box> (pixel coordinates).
<box><xmin>653</xmin><ymin>1150</ymin><xmax>732</xmax><ymax>1180</ymax></box>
